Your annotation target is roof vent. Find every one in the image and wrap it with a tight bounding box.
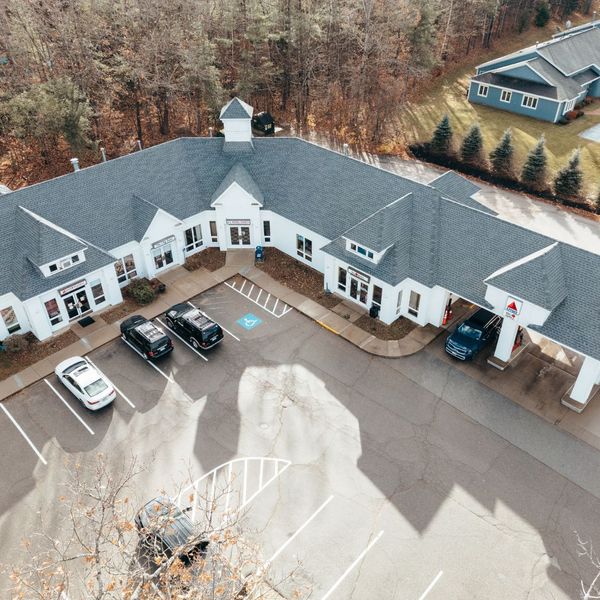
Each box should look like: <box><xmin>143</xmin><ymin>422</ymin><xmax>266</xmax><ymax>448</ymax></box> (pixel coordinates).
<box><xmin>70</xmin><ymin>158</ymin><xmax>80</xmax><ymax>172</ymax></box>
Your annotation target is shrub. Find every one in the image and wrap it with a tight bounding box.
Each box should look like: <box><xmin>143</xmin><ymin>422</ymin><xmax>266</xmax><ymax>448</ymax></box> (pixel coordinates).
<box><xmin>127</xmin><ymin>279</ymin><xmax>155</xmax><ymax>305</ymax></box>
<box><xmin>565</xmin><ymin>110</ymin><xmax>578</xmax><ymax>121</ymax></box>
<box><xmin>3</xmin><ymin>333</ymin><xmax>31</xmax><ymax>353</ymax></box>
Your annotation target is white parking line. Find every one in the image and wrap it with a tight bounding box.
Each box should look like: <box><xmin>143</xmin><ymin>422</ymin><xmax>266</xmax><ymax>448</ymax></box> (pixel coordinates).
<box><xmin>224</xmin><ymin>279</ymin><xmax>291</xmax><ymax>318</ymax></box>
<box><xmin>156</xmin><ymin>318</ymin><xmax>208</xmax><ymax>362</ymax></box>
<box><xmin>0</xmin><ymin>403</ymin><xmax>47</xmax><ymax>465</ymax></box>
<box><xmin>266</xmin><ymin>495</ymin><xmax>334</xmax><ymax>566</ymax></box>
<box><xmin>44</xmin><ymin>379</ymin><xmax>95</xmax><ymax>436</ymax></box>
<box><xmin>121</xmin><ymin>337</ymin><xmax>175</xmax><ymax>382</ymax></box>
<box><xmin>186</xmin><ymin>301</ymin><xmax>241</xmax><ymax>342</ymax></box>
<box><xmin>86</xmin><ymin>358</ymin><xmax>136</xmax><ymax>409</ymax></box>
<box><xmin>417</xmin><ymin>571</ymin><xmax>443</xmax><ymax>600</ymax></box>
<box><xmin>320</xmin><ymin>530</ymin><xmax>384</xmax><ymax>600</ymax></box>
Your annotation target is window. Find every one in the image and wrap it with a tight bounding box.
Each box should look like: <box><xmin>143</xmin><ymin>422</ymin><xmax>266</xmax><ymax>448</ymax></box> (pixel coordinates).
<box><xmin>209</xmin><ymin>221</ymin><xmax>218</xmax><ymax>243</ymax></box>
<box><xmin>296</xmin><ymin>234</ymin><xmax>312</xmax><ymax>262</ymax></box>
<box><xmin>396</xmin><ymin>290</ymin><xmax>403</xmax><ymax>316</ymax></box>
<box><xmin>114</xmin><ymin>254</ymin><xmax>137</xmax><ymax>284</ymax></box>
<box><xmin>44</xmin><ymin>298</ymin><xmax>63</xmax><ymax>326</ymax></box>
<box><xmin>90</xmin><ymin>280</ymin><xmax>106</xmax><ymax>305</ymax></box>
<box><xmin>477</xmin><ymin>84</ymin><xmax>489</xmax><ymax>97</ymax></box>
<box><xmin>500</xmin><ymin>90</ymin><xmax>512</xmax><ymax>103</ymax></box>
<box><xmin>338</xmin><ymin>267</ymin><xmax>347</xmax><ymax>292</ymax></box>
<box><xmin>263</xmin><ymin>221</ymin><xmax>271</xmax><ymax>243</ymax></box>
<box><xmin>348</xmin><ymin>241</ymin><xmax>376</xmax><ymax>261</ymax></box>
<box><xmin>350</xmin><ymin>243</ymin><xmax>357</xmax><ymax>251</ymax></box>
<box><xmin>71</xmin><ymin>254</ymin><xmax>80</xmax><ymax>263</ymax></box>
<box><xmin>522</xmin><ymin>95</ymin><xmax>538</xmax><ymax>109</ymax></box>
<box><xmin>1</xmin><ymin>306</ymin><xmax>20</xmax><ymax>334</ymax></box>
<box><xmin>408</xmin><ymin>291</ymin><xmax>421</xmax><ymax>317</ymax></box>
<box><xmin>372</xmin><ymin>285</ymin><xmax>383</xmax><ymax>309</ymax></box>
<box><xmin>184</xmin><ymin>224</ymin><xmax>203</xmax><ymax>253</ymax></box>
<box><xmin>49</xmin><ymin>264</ymin><xmax>58</xmax><ymax>273</ymax></box>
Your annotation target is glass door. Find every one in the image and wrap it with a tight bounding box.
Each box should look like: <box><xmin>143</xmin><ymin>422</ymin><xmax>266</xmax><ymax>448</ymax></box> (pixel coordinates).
<box><xmin>230</xmin><ymin>226</ymin><xmax>241</xmax><ymax>245</ymax></box>
<box><xmin>240</xmin><ymin>226</ymin><xmax>251</xmax><ymax>245</ymax></box>
<box><xmin>63</xmin><ymin>290</ymin><xmax>91</xmax><ymax>320</ymax></box>
<box><xmin>349</xmin><ymin>277</ymin><xmax>368</xmax><ymax>305</ymax></box>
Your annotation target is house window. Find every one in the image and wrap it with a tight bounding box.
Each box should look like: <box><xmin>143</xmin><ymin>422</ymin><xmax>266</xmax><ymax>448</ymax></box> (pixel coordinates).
<box><xmin>372</xmin><ymin>285</ymin><xmax>383</xmax><ymax>309</ymax></box>
<box><xmin>114</xmin><ymin>254</ymin><xmax>137</xmax><ymax>284</ymax></box>
<box><xmin>396</xmin><ymin>290</ymin><xmax>403</xmax><ymax>316</ymax></box>
<box><xmin>348</xmin><ymin>242</ymin><xmax>375</xmax><ymax>261</ymax></box>
<box><xmin>1</xmin><ymin>306</ymin><xmax>20</xmax><ymax>334</ymax></box>
<box><xmin>209</xmin><ymin>221</ymin><xmax>218</xmax><ymax>243</ymax></box>
<box><xmin>184</xmin><ymin>224</ymin><xmax>203</xmax><ymax>253</ymax></box>
<box><xmin>477</xmin><ymin>84</ymin><xmax>489</xmax><ymax>97</ymax></box>
<box><xmin>44</xmin><ymin>298</ymin><xmax>63</xmax><ymax>326</ymax></box>
<box><xmin>263</xmin><ymin>221</ymin><xmax>271</xmax><ymax>243</ymax></box>
<box><xmin>408</xmin><ymin>291</ymin><xmax>421</xmax><ymax>317</ymax></box>
<box><xmin>522</xmin><ymin>95</ymin><xmax>538</xmax><ymax>109</ymax></box>
<box><xmin>500</xmin><ymin>90</ymin><xmax>512</xmax><ymax>103</ymax></box>
<box><xmin>296</xmin><ymin>235</ymin><xmax>312</xmax><ymax>262</ymax></box>
<box><xmin>71</xmin><ymin>254</ymin><xmax>80</xmax><ymax>263</ymax></box>
<box><xmin>90</xmin><ymin>280</ymin><xmax>106</xmax><ymax>305</ymax></box>
<box><xmin>338</xmin><ymin>267</ymin><xmax>347</xmax><ymax>292</ymax></box>
<box><xmin>49</xmin><ymin>264</ymin><xmax>58</xmax><ymax>273</ymax></box>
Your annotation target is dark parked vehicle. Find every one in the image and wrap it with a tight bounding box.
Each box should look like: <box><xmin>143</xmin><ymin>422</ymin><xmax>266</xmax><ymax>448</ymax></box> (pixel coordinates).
<box><xmin>251</xmin><ymin>111</ymin><xmax>275</xmax><ymax>135</ymax></box>
<box><xmin>120</xmin><ymin>315</ymin><xmax>173</xmax><ymax>359</ymax></box>
<box><xmin>444</xmin><ymin>308</ymin><xmax>501</xmax><ymax>360</ymax></box>
<box><xmin>165</xmin><ymin>304</ymin><xmax>224</xmax><ymax>350</ymax></box>
<box><xmin>135</xmin><ymin>497</ymin><xmax>208</xmax><ymax>563</ymax></box>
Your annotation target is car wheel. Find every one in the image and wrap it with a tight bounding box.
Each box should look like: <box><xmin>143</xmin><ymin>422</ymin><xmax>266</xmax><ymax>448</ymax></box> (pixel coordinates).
<box><xmin>165</xmin><ymin>318</ymin><xmax>174</xmax><ymax>329</ymax></box>
<box><xmin>191</xmin><ymin>338</ymin><xmax>200</xmax><ymax>350</ymax></box>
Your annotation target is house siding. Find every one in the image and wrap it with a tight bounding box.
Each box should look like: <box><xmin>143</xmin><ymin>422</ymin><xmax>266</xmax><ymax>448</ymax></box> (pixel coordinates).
<box><xmin>468</xmin><ymin>81</ymin><xmax>561</xmax><ymax>122</ymax></box>
<box><xmin>589</xmin><ymin>78</ymin><xmax>600</xmax><ymax>96</ymax></box>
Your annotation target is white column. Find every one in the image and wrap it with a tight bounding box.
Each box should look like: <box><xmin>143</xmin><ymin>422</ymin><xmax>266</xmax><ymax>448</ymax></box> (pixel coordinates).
<box><xmin>427</xmin><ymin>287</ymin><xmax>450</xmax><ymax>328</ymax></box>
<box><xmin>570</xmin><ymin>356</ymin><xmax>600</xmax><ymax>405</ymax></box>
<box><xmin>493</xmin><ymin>317</ymin><xmax>519</xmax><ymax>362</ymax></box>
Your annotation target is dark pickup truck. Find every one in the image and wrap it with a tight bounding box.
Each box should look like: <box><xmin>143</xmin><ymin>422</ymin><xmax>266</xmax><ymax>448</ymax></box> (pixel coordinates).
<box><xmin>444</xmin><ymin>308</ymin><xmax>501</xmax><ymax>360</ymax></box>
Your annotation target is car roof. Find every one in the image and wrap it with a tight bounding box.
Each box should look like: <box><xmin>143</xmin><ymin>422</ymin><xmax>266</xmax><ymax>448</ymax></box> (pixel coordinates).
<box><xmin>70</xmin><ymin>362</ymin><xmax>101</xmax><ymax>386</ymax></box>
<box><xmin>139</xmin><ymin>497</ymin><xmax>195</xmax><ymax>549</ymax></box>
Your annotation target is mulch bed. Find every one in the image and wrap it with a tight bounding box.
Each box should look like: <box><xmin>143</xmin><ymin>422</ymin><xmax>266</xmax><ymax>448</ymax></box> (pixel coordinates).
<box><xmin>353</xmin><ymin>314</ymin><xmax>417</xmax><ymax>340</ymax></box>
<box><xmin>101</xmin><ymin>278</ymin><xmax>163</xmax><ymax>324</ymax></box>
<box><xmin>184</xmin><ymin>248</ymin><xmax>226</xmax><ymax>272</ymax></box>
<box><xmin>0</xmin><ymin>330</ymin><xmax>79</xmax><ymax>381</ymax></box>
<box><xmin>256</xmin><ymin>248</ymin><xmax>339</xmax><ymax>309</ymax></box>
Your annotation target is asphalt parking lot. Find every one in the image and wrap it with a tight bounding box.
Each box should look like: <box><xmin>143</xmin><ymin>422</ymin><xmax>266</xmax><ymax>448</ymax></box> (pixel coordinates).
<box><xmin>2</xmin><ymin>278</ymin><xmax>600</xmax><ymax>599</ymax></box>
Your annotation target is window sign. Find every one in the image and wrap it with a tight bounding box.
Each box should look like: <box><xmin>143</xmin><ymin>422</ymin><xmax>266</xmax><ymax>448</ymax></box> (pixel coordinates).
<box><xmin>347</xmin><ymin>267</ymin><xmax>370</xmax><ymax>283</ymax></box>
<box><xmin>1</xmin><ymin>306</ymin><xmax>20</xmax><ymax>334</ymax></box>
<box><xmin>504</xmin><ymin>296</ymin><xmax>523</xmax><ymax>320</ymax></box>
<box><xmin>226</xmin><ymin>219</ymin><xmax>251</xmax><ymax>226</ymax></box>
<box><xmin>59</xmin><ymin>280</ymin><xmax>86</xmax><ymax>297</ymax></box>
<box><xmin>45</xmin><ymin>298</ymin><xmax>63</xmax><ymax>326</ymax></box>
<box><xmin>151</xmin><ymin>235</ymin><xmax>176</xmax><ymax>250</ymax></box>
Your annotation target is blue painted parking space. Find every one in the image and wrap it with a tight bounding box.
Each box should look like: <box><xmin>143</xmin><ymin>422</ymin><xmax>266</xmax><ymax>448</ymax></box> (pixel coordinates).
<box><xmin>237</xmin><ymin>313</ymin><xmax>263</xmax><ymax>330</ymax></box>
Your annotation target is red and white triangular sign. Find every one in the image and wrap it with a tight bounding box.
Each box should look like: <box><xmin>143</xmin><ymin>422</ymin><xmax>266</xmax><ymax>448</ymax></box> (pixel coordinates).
<box><xmin>507</xmin><ymin>301</ymin><xmax>518</xmax><ymax>312</ymax></box>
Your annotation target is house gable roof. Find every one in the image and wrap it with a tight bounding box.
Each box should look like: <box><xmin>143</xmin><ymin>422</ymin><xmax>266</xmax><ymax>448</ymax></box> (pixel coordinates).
<box><xmin>429</xmin><ymin>171</ymin><xmax>496</xmax><ymax>215</ymax></box>
<box><xmin>211</xmin><ymin>162</ymin><xmax>264</xmax><ymax>205</ymax></box>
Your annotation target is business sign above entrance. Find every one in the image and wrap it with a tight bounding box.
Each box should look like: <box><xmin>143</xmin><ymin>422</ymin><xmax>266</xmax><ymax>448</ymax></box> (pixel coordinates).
<box><xmin>226</xmin><ymin>219</ymin><xmax>251</xmax><ymax>226</ymax></box>
<box><xmin>59</xmin><ymin>280</ymin><xmax>87</xmax><ymax>297</ymax></box>
<box><xmin>151</xmin><ymin>235</ymin><xmax>176</xmax><ymax>249</ymax></box>
<box><xmin>504</xmin><ymin>296</ymin><xmax>523</xmax><ymax>320</ymax></box>
<box><xmin>348</xmin><ymin>267</ymin><xmax>370</xmax><ymax>283</ymax></box>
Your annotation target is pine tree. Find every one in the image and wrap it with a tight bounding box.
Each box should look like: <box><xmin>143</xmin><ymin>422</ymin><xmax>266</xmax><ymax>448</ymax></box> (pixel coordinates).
<box><xmin>554</xmin><ymin>150</ymin><xmax>583</xmax><ymax>198</ymax></box>
<box><xmin>489</xmin><ymin>129</ymin><xmax>514</xmax><ymax>176</ymax></box>
<box><xmin>521</xmin><ymin>135</ymin><xmax>548</xmax><ymax>189</ymax></box>
<box><xmin>460</xmin><ymin>123</ymin><xmax>484</xmax><ymax>164</ymax></box>
<box><xmin>535</xmin><ymin>2</ymin><xmax>551</xmax><ymax>27</ymax></box>
<box><xmin>430</xmin><ymin>115</ymin><xmax>453</xmax><ymax>155</ymax></box>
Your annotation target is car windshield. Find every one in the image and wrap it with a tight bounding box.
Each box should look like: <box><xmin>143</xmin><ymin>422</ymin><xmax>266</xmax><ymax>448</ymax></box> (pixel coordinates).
<box><xmin>458</xmin><ymin>323</ymin><xmax>482</xmax><ymax>340</ymax></box>
<box><xmin>84</xmin><ymin>378</ymin><xmax>109</xmax><ymax>397</ymax></box>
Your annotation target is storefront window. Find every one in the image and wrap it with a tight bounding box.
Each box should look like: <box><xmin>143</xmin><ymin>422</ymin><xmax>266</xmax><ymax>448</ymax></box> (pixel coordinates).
<box><xmin>263</xmin><ymin>221</ymin><xmax>271</xmax><ymax>243</ymax></box>
<box><xmin>90</xmin><ymin>280</ymin><xmax>106</xmax><ymax>305</ymax></box>
<box><xmin>297</xmin><ymin>234</ymin><xmax>312</xmax><ymax>262</ymax></box>
<box><xmin>114</xmin><ymin>254</ymin><xmax>137</xmax><ymax>284</ymax></box>
<box><xmin>210</xmin><ymin>221</ymin><xmax>218</xmax><ymax>243</ymax></box>
<box><xmin>372</xmin><ymin>285</ymin><xmax>383</xmax><ymax>309</ymax></box>
<box><xmin>408</xmin><ymin>291</ymin><xmax>421</xmax><ymax>317</ymax></box>
<box><xmin>44</xmin><ymin>298</ymin><xmax>63</xmax><ymax>326</ymax></box>
<box><xmin>184</xmin><ymin>224</ymin><xmax>203</xmax><ymax>253</ymax></box>
<box><xmin>338</xmin><ymin>267</ymin><xmax>347</xmax><ymax>292</ymax></box>
<box><xmin>1</xmin><ymin>306</ymin><xmax>20</xmax><ymax>334</ymax></box>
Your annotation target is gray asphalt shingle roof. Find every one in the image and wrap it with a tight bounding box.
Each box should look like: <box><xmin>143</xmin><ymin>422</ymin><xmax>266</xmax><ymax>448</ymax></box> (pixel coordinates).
<box><xmin>429</xmin><ymin>171</ymin><xmax>496</xmax><ymax>215</ymax></box>
<box><xmin>537</xmin><ymin>27</ymin><xmax>600</xmax><ymax>75</ymax></box>
<box><xmin>211</xmin><ymin>163</ymin><xmax>264</xmax><ymax>204</ymax></box>
<box><xmin>220</xmin><ymin>97</ymin><xmax>253</xmax><ymax>119</ymax></box>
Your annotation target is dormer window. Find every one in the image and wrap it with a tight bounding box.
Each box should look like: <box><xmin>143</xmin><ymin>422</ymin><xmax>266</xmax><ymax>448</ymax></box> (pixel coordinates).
<box><xmin>348</xmin><ymin>241</ymin><xmax>375</xmax><ymax>261</ymax></box>
<box><xmin>44</xmin><ymin>253</ymin><xmax>84</xmax><ymax>277</ymax></box>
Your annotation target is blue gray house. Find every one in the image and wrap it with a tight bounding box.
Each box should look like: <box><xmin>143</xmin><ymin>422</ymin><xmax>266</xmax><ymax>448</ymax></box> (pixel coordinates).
<box><xmin>469</xmin><ymin>21</ymin><xmax>600</xmax><ymax>122</ymax></box>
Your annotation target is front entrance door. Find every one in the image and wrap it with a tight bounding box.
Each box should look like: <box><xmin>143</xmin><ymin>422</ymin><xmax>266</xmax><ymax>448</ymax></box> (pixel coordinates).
<box><xmin>229</xmin><ymin>226</ymin><xmax>251</xmax><ymax>246</ymax></box>
<box><xmin>349</xmin><ymin>277</ymin><xmax>368</xmax><ymax>305</ymax></box>
<box><xmin>63</xmin><ymin>289</ymin><xmax>91</xmax><ymax>320</ymax></box>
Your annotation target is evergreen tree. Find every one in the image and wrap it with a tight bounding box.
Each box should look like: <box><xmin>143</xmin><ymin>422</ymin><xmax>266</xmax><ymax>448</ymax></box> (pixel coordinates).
<box><xmin>460</xmin><ymin>123</ymin><xmax>484</xmax><ymax>164</ymax></box>
<box><xmin>490</xmin><ymin>129</ymin><xmax>514</xmax><ymax>176</ymax></box>
<box><xmin>430</xmin><ymin>115</ymin><xmax>453</xmax><ymax>155</ymax></box>
<box><xmin>554</xmin><ymin>150</ymin><xmax>583</xmax><ymax>197</ymax></box>
<box><xmin>535</xmin><ymin>2</ymin><xmax>551</xmax><ymax>27</ymax></box>
<box><xmin>521</xmin><ymin>135</ymin><xmax>548</xmax><ymax>189</ymax></box>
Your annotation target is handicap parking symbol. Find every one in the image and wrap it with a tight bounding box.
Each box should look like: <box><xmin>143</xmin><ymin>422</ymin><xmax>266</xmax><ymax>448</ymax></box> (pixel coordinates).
<box><xmin>237</xmin><ymin>313</ymin><xmax>262</xmax><ymax>330</ymax></box>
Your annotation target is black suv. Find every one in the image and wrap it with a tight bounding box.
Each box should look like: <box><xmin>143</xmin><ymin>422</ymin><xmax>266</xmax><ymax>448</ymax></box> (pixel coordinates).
<box><xmin>165</xmin><ymin>304</ymin><xmax>224</xmax><ymax>350</ymax></box>
<box><xmin>135</xmin><ymin>497</ymin><xmax>208</xmax><ymax>563</ymax></box>
<box><xmin>120</xmin><ymin>315</ymin><xmax>173</xmax><ymax>360</ymax></box>
<box><xmin>444</xmin><ymin>308</ymin><xmax>501</xmax><ymax>361</ymax></box>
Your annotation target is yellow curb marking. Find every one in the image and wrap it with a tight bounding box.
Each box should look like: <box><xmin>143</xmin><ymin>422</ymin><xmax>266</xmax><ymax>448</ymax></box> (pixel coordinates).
<box><xmin>316</xmin><ymin>320</ymin><xmax>340</xmax><ymax>335</ymax></box>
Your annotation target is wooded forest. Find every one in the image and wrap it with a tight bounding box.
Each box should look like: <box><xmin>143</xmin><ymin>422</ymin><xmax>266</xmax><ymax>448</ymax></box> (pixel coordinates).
<box><xmin>0</xmin><ymin>0</ymin><xmax>593</xmax><ymax>184</ymax></box>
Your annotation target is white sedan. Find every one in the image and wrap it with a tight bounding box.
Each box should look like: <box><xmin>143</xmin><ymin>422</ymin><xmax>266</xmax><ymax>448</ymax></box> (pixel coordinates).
<box><xmin>54</xmin><ymin>357</ymin><xmax>116</xmax><ymax>410</ymax></box>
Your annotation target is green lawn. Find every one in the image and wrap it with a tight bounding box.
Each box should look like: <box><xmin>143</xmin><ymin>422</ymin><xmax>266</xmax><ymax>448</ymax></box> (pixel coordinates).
<box><xmin>395</xmin><ymin>16</ymin><xmax>600</xmax><ymax>197</ymax></box>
